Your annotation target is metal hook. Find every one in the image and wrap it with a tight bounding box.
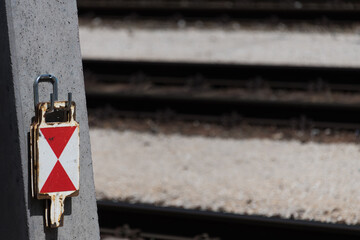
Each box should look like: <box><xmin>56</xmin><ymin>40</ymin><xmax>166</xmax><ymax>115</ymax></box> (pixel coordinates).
<box><xmin>49</xmin><ymin>93</ymin><xmax>54</xmax><ymax>112</ymax></box>
<box><xmin>33</xmin><ymin>74</ymin><xmax>59</xmax><ymax>109</ymax></box>
<box><xmin>67</xmin><ymin>92</ymin><xmax>72</xmax><ymax>111</ymax></box>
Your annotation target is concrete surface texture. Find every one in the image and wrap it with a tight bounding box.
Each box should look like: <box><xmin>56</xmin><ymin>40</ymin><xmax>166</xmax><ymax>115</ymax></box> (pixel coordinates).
<box><xmin>0</xmin><ymin>1</ymin><xmax>28</xmax><ymax>239</ymax></box>
<box><xmin>0</xmin><ymin>0</ymin><xmax>99</xmax><ymax>239</ymax></box>
<box><xmin>91</xmin><ymin>128</ymin><xmax>360</xmax><ymax>225</ymax></box>
<box><xmin>80</xmin><ymin>25</ymin><xmax>360</xmax><ymax>67</ymax></box>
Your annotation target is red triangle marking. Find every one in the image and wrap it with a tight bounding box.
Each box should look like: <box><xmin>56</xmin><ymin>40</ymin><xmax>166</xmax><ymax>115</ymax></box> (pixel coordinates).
<box><xmin>40</xmin><ymin>161</ymin><xmax>76</xmax><ymax>193</ymax></box>
<box><xmin>40</xmin><ymin>126</ymin><xmax>77</xmax><ymax>158</ymax></box>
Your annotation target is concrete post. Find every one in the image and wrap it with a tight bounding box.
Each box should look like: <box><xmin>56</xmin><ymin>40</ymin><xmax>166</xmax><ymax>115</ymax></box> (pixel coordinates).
<box><xmin>0</xmin><ymin>0</ymin><xmax>100</xmax><ymax>239</ymax></box>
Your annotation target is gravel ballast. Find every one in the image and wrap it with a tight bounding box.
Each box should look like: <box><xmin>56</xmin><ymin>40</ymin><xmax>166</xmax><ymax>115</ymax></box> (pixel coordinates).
<box><xmin>80</xmin><ymin>26</ymin><xmax>360</xmax><ymax>67</ymax></box>
<box><xmin>90</xmin><ymin>128</ymin><xmax>360</xmax><ymax>225</ymax></box>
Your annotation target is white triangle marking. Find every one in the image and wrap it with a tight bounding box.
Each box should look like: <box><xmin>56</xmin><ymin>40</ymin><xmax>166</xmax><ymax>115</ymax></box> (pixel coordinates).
<box><xmin>58</xmin><ymin>127</ymin><xmax>80</xmax><ymax>189</ymax></box>
<box><xmin>38</xmin><ymin>128</ymin><xmax>58</xmax><ymax>191</ymax></box>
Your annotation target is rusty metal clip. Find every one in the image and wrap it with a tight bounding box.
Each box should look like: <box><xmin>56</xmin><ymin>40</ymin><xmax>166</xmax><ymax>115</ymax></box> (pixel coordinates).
<box><xmin>31</xmin><ymin>74</ymin><xmax>79</xmax><ymax>228</ymax></box>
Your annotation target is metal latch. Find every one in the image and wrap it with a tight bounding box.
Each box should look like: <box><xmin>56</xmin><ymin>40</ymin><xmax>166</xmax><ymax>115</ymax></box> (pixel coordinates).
<box><xmin>30</xmin><ymin>74</ymin><xmax>80</xmax><ymax>228</ymax></box>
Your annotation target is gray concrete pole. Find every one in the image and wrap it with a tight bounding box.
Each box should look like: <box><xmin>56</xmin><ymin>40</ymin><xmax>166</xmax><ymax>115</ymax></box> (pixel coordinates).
<box><xmin>0</xmin><ymin>0</ymin><xmax>100</xmax><ymax>239</ymax></box>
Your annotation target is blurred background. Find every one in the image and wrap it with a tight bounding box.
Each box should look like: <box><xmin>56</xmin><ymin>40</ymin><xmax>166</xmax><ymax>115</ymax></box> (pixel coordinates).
<box><xmin>77</xmin><ymin>1</ymin><xmax>360</xmax><ymax>239</ymax></box>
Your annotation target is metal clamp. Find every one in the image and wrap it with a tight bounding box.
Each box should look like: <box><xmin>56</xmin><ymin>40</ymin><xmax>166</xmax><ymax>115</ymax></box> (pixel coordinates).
<box><xmin>33</xmin><ymin>74</ymin><xmax>59</xmax><ymax>110</ymax></box>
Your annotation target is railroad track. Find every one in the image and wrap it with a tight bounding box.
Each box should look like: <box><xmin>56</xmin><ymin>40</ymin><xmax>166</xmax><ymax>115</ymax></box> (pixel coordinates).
<box><xmin>83</xmin><ymin>60</ymin><xmax>360</xmax><ymax>92</ymax></box>
<box><xmin>78</xmin><ymin>0</ymin><xmax>360</xmax><ymax>23</ymax></box>
<box><xmin>97</xmin><ymin>200</ymin><xmax>360</xmax><ymax>239</ymax></box>
<box><xmin>84</xmin><ymin>59</ymin><xmax>360</xmax><ymax>130</ymax></box>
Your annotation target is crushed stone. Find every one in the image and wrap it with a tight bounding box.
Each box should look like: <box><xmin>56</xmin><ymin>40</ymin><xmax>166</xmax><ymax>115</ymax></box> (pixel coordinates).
<box><xmin>91</xmin><ymin>128</ymin><xmax>360</xmax><ymax>225</ymax></box>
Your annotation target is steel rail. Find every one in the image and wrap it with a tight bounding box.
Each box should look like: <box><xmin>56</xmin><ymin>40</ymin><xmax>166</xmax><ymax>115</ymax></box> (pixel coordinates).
<box><xmin>78</xmin><ymin>0</ymin><xmax>360</xmax><ymax>22</ymax></box>
<box><xmin>86</xmin><ymin>92</ymin><xmax>360</xmax><ymax>130</ymax></box>
<box><xmin>78</xmin><ymin>0</ymin><xmax>360</xmax><ymax>11</ymax></box>
<box><xmin>83</xmin><ymin>60</ymin><xmax>360</xmax><ymax>93</ymax></box>
<box><xmin>97</xmin><ymin>200</ymin><xmax>360</xmax><ymax>239</ymax></box>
